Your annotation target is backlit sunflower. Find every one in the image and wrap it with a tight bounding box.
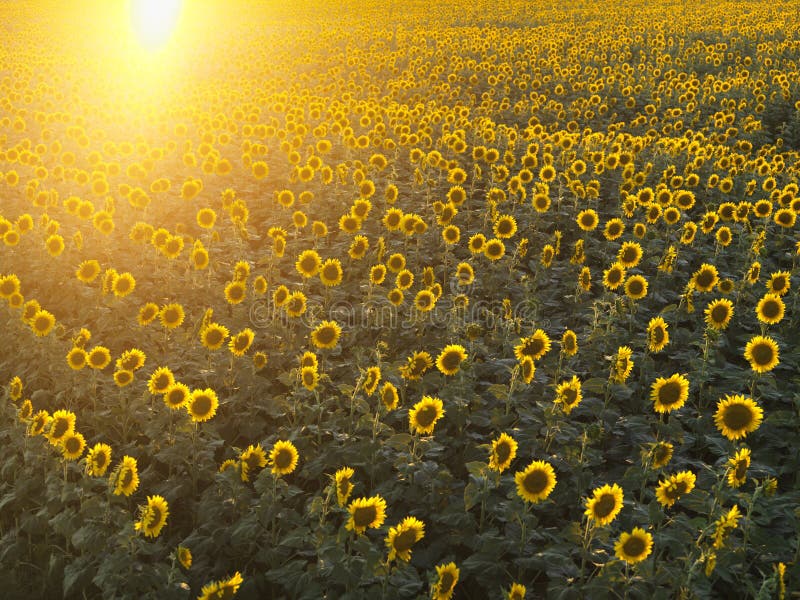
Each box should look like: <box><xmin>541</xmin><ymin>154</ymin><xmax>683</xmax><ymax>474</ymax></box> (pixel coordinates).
<box><xmin>239</xmin><ymin>444</ymin><xmax>267</xmax><ymax>482</ymax></box>
<box><xmin>31</xmin><ymin>309</ymin><xmax>56</xmax><ymax>337</ymax></box>
<box><xmin>514</xmin><ymin>329</ymin><xmax>551</xmax><ymax>361</ymax></box>
<box><xmin>284</xmin><ymin>291</ymin><xmax>307</xmax><ymax>317</ymax></box>
<box><xmin>269</xmin><ymin>440</ymin><xmax>299</xmax><ymax>475</ymax></box>
<box><xmin>46</xmin><ymin>409</ymin><xmax>76</xmax><ymax>446</ymax></box>
<box><xmin>704</xmin><ymin>298</ymin><xmax>733</xmax><ymax>330</ymax></box>
<box><xmin>755</xmin><ymin>293</ymin><xmax>784</xmax><ymax>325</ymax></box>
<box><xmin>743</xmin><ymin>335</ymin><xmax>779</xmax><ymax>373</ymax></box>
<box><xmin>584</xmin><ymin>483</ymin><xmax>624</xmax><ymax>526</ymax></box>
<box><xmin>348</xmin><ymin>235</ymin><xmax>369</xmax><ymax>260</ymax></box>
<box><xmin>515</xmin><ymin>460</ymin><xmax>556</xmax><ymax>504</ymax></box>
<box><xmin>311</xmin><ymin>320</ymin><xmax>342</xmax><ymax>349</ymax></box>
<box><xmin>362</xmin><ymin>366</ymin><xmax>381</xmax><ymax>396</ymax></box>
<box><xmin>555</xmin><ymin>376</ymin><xmax>583</xmax><ymax>414</ymax></box>
<box><xmin>386</xmin><ymin>516</ymin><xmax>425</xmax><ymax>562</ymax></box>
<box><xmin>647</xmin><ymin>317</ymin><xmax>669</xmax><ymax>352</ymax></box>
<box><xmin>135</xmin><ymin>495</ymin><xmax>169</xmax><ymax>538</ymax></box>
<box><xmin>138</xmin><ymin>302</ymin><xmax>160</xmax><ymax>326</ymax></box>
<box><xmin>436</xmin><ymin>344</ymin><xmax>467</xmax><ymax>376</ymax></box>
<box><xmin>85</xmin><ymin>442</ymin><xmax>112</xmax><ymax>477</ymax></box>
<box><xmin>76</xmin><ymin>259</ymin><xmax>101</xmax><ymax>283</ymax></box>
<box><xmin>295</xmin><ymin>249</ymin><xmax>321</xmax><ymax>278</ymax></box>
<box><xmin>224</xmin><ymin>280</ymin><xmax>246</xmax><ymax>305</ymax></box>
<box><xmin>399</xmin><ymin>351</ymin><xmax>433</xmax><ymax>381</ymax></box>
<box><xmin>484</xmin><ymin>238</ymin><xmax>506</xmax><ymax>261</ymax></box>
<box><xmin>726</xmin><ymin>447</ymin><xmax>751</xmax><ymax>488</ymax></box>
<box><xmin>614</xmin><ymin>528</ymin><xmax>653</xmax><ymax>564</ymax></box>
<box><xmin>229</xmin><ymin>328</ymin><xmax>255</xmax><ymax>357</ymax></box>
<box><xmin>346</xmin><ymin>495</ymin><xmax>387</xmax><ymax>534</ymax></box>
<box><xmin>493</xmin><ymin>215</ymin><xmax>517</xmax><ymax>238</ymax></box>
<box><xmin>433</xmin><ymin>562</ymin><xmax>460</xmax><ymax>600</ymax></box>
<box><xmin>66</xmin><ymin>347</ymin><xmax>87</xmax><ymax>370</ymax></box>
<box><xmin>650</xmin><ymin>373</ymin><xmax>690</xmax><ymax>413</ymax></box>
<box><xmin>409</xmin><ymin>396</ymin><xmax>445</xmax><ymax>435</ymax></box>
<box><xmin>375</xmin><ymin>381</ymin><xmax>398</xmax><ymax>412</ymax></box>
<box><xmin>163</xmin><ymin>382</ymin><xmax>190</xmax><ymax>410</ymax></box>
<box><xmin>488</xmin><ymin>432</ymin><xmax>518</xmax><ymax>473</ymax></box>
<box><xmin>112</xmin><ymin>456</ymin><xmax>139</xmax><ymax>496</ymax></box>
<box><xmin>159</xmin><ymin>303</ymin><xmax>185</xmax><ymax>329</ymax></box>
<box><xmin>319</xmin><ymin>258</ymin><xmax>343</xmax><ymax>286</ymax></box>
<box><xmin>714</xmin><ymin>395</ymin><xmax>763</xmax><ymax>440</ymax></box>
<box><xmin>187</xmin><ymin>388</ymin><xmax>218</xmax><ymax>423</ymax></box>
<box><xmin>655</xmin><ymin>471</ymin><xmax>696</xmax><ymax>507</ymax></box>
<box><xmin>201</xmin><ymin>323</ymin><xmax>229</xmax><ymax>350</ymax></box>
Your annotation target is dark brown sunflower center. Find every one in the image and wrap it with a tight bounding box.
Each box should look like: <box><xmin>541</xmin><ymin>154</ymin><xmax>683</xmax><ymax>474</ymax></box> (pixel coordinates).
<box><xmin>94</xmin><ymin>452</ymin><xmax>108</xmax><ymax>469</ymax></box>
<box><xmin>51</xmin><ymin>419</ymin><xmax>69</xmax><ymax>439</ymax></box>
<box><xmin>441</xmin><ymin>351</ymin><xmax>462</xmax><ymax>371</ymax></box>
<box><xmin>497</xmin><ymin>220</ymin><xmax>513</xmax><ymax>234</ymax></box>
<box><xmin>192</xmin><ymin>395</ymin><xmax>212</xmax><ymax>417</ymax></box>
<box><xmin>523</xmin><ymin>469</ymin><xmax>549</xmax><ymax>494</ymax></box>
<box><xmin>121</xmin><ymin>470</ymin><xmax>133</xmax><ymax>488</ymax></box>
<box><xmin>735</xmin><ymin>460</ymin><xmax>748</xmax><ymax>480</ymax></box>
<box><xmin>658</xmin><ymin>381</ymin><xmax>682</xmax><ymax>406</ymax></box>
<box><xmin>627</xmin><ymin>280</ymin><xmax>644</xmax><ymax>295</ymax></box>
<box><xmin>761</xmin><ymin>300</ymin><xmax>781</xmax><ymax>319</ymax></box>
<box><xmin>486</xmin><ymin>243</ymin><xmax>503</xmax><ymax>257</ymax></box>
<box><xmin>205</xmin><ymin>329</ymin><xmax>224</xmax><ymax>345</ymax></box>
<box><xmin>562</xmin><ymin>388</ymin><xmax>578</xmax><ymax>405</ymax></box>
<box><xmin>337</xmin><ymin>478</ymin><xmax>351</xmax><ymax>496</ymax></box>
<box><xmin>300</xmin><ymin>256</ymin><xmax>317</xmax><ymax>272</ymax></box>
<box><xmin>415</xmin><ymin>406</ymin><xmax>438</xmax><ymax>428</ymax></box>
<box><xmin>316</xmin><ymin>327</ymin><xmax>335</xmax><ymax>344</ymax></box>
<box><xmin>711</xmin><ymin>305</ymin><xmax>729</xmax><ymax>323</ymax></box>
<box><xmin>275</xmin><ymin>449</ymin><xmax>293</xmax><ymax>469</ymax></box>
<box><xmin>622</xmin><ymin>535</ymin><xmax>646</xmax><ymax>557</ymax></box>
<box><xmin>652</xmin><ymin>327</ymin><xmax>665</xmax><ymax>344</ymax></box>
<box><xmin>393</xmin><ymin>528</ymin><xmax>418</xmax><ymax>553</ymax></box>
<box><xmin>34</xmin><ymin>315</ymin><xmax>51</xmax><ymax>331</ymax></box>
<box><xmin>228</xmin><ymin>286</ymin><xmax>244</xmax><ymax>301</ymax></box>
<box><xmin>621</xmin><ymin>248</ymin><xmax>638</xmax><ymax>263</ymax></box>
<box><xmin>608</xmin><ymin>269</ymin><xmax>622</xmax><ymax>284</ymax></box>
<box><xmin>593</xmin><ymin>493</ymin><xmax>617</xmax><ymax>518</ymax></box>
<box><xmin>353</xmin><ymin>505</ymin><xmax>377</xmax><ymax>528</ymax></box>
<box><xmin>417</xmin><ymin>293</ymin><xmax>433</xmax><ymax>308</ymax></box>
<box><xmin>149</xmin><ymin>506</ymin><xmax>162</xmax><ymax>527</ymax></box>
<box><xmin>495</xmin><ymin>442</ymin><xmax>511</xmax><ymax>464</ymax></box>
<box><xmin>696</xmin><ymin>271</ymin><xmax>714</xmax><ymax>288</ymax></box>
<box><xmin>722</xmin><ymin>403</ymin><xmax>753</xmax><ymax>431</ymax></box>
<box><xmin>771</xmin><ymin>277</ymin><xmax>787</xmax><ymax>292</ymax></box>
<box><xmin>167</xmin><ymin>389</ymin><xmax>186</xmax><ymax>406</ymax></box>
<box><xmin>164</xmin><ymin>308</ymin><xmax>180</xmax><ymax>323</ymax></box>
<box><xmin>322</xmin><ymin>265</ymin><xmax>338</xmax><ymax>280</ymax></box>
<box><xmin>439</xmin><ymin>572</ymin><xmax>456</xmax><ymax>593</ymax></box>
<box><xmin>750</xmin><ymin>342</ymin><xmax>775</xmax><ymax>366</ymax></box>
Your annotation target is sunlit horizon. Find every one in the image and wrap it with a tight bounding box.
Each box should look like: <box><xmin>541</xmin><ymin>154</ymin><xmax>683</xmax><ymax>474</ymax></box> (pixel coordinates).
<box><xmin>129</xmin><ymin>0</ymin><xmax>183</xmax><ymax>51</ymax></box>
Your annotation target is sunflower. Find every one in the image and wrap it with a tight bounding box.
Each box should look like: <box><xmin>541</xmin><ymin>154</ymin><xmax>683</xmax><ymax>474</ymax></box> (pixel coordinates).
<box><xmin>484</xmin><ymin>238</ymin><xmax>506</xmax><ymax>261</ymax></box>
<box><xmin>138</xmin><ymin>302</ymin><xmax>160</xmax><ymax>326</ymax></box>
<box><xmin>76</xmin><ymin>259</ymin><xmax>101</xmax><ymax>283</ymax></box>
<box><xmin>66</xmin><ymin>347</ymin><xmax>87</xmax><ymax>370</ymax></box>
<box><xmin>187</xmin><ymin>388</ymin><xmax>219</xmax><ymax>423</ymax></box>
<box><xmin>83</xmin><ymin>442</ymin><xmax>112</xmax><ymax>477</ymax></box>
<box><xmin>455</xmin><ymin>262</ymin><xmax>474</xmax><ymax>286</ymax></box>
<box><xmin>134</xmin><ymin>495</ymin><xmax>169</xmax><ymax>538</ymax></box>
<box><xmin>239</xmin><ymin>444</ymin><xmax>268</xmax><ymax>482</ymax></box>
<box><xmin>746</xmin><ymin>261</ymin><xmax>761</xmax><ymax>285</ymax></box>
<box><xmin>370</xmin><ymin>264</ymin><xmax>387</xmax><ymax>285</ymax></box>
<box><xmin>177</xmin><ymin>546</ymin><xmax>192</xmax><ymax>570</ymax></box>
<box><xmin>375</xmin><ymin>383</ymin><xmax>397</xmax><ymax>413</ymax></box>
<box><xmin>28</xmin><ymin>410</ymin><xmax>50</xmax><ymax>436</ymax></box>
<box><xmin>655</xmin><ymin>471</ymin><xmax>696</xmax><ymax>507</ymax></box>
<box><xmin>651</xmin><ymin>374</ymin><xmax>690</xmax><ymax>413</ymax></box>
<box><xmin>576</xmin><ymin>209</ymin><xmax>599</xmax><ymax>231</ymax></box>
<box><xmin>346</xmin><ymin>495</ymin><xmax>387</xmax><ymax>534</ymax></box>
<box><xmin>410</xmin><ymin>289</ymin><xmax>435</xmax><ymax>312</ymax></box>
<box><xmin>269</xmin><ymin>440</ymin><xmax>299</xmax><ymax>476</ymax></box>
<box><xmin>46</xmin><ymin>409</ymin><xmax>75</xmax><ymax>446</ymax></box>
<box><xmin>647</xmin><ymin>317</ymin><xmax>669</xmax><ymax>352</ymax></box>
<box><xmin>335</xmin><ymin>467</ymin><xmax>355</xmax><ymax>506</ymax></box>
<box><xmin>603</xmin><ymin>218</ymin><xmax>625</xmax><ymax>241</ymax></box>
<box><xmin>295</xmin><ymin>249</ymin><xmax>321</xmax><ymax>278</ymax></box>
<box><xmin>436</xmin><ymin>344</ymin><xmax>467</xmax><ymax>376</ymax></box>
<box><xmin>349</xmin><ymin>235</ymin><xmax>369</xmax><ymax>260</ymax></box>
<box><xmin>714</xmin><ymin>395</ymin><xmax>763</xmax><ymax>440</ymax></box>
<box><xmin>584</xmin><ymin>483</ymin><xmax>624</xmax><ymax>526</ymax></box>
<box><xmin>650</xmin><ymin>441</ymin><xmax>674</xmax><ymax>469</ymax></box>
<box><xmin>362</xmin><ymin>366</ymin><xmax>381</xmax><ymax>396</ymax></box>
<box><xmin>602</xmin><ymin>262</ymin><xmax>626</xmax><ymax>290</ymax></box>
<box><xmin>319</xmin><ymin>258</ymin><xmax>343</xmax><ymax>287</ymax></box>
<box><xmin>612</xmin><ymin>346</ymin><xmax>634</xmax><ymax>383</ymax></box>
<box><xmin>766</xmin><ymin>271</ymin><xmax>791</xmax><ymax>296</ymax></box>
<box><xmin>311</xmin><ymin>320</ymin><xmax>342</xmax><ymax>349</ymax></box>
<box><xmin>624</xmin><ymin>274</ymin><xmax>648</xmax><ymax>300</ymax></box>
<box><xmin>691</xmin><ymin>263</ymin><xmax>719</xmax><ymax>292</ymax></box>
<box><xmin>429</xmin><ymin>561</ymin><xmax>460</xmax><ymax>600</ymax></box>
<box><xmin>507</xmin><ymin>583</ymin><xmax>527</xmax><ymax>600</ymax></box>
<box><xmin>224</xmin><ymin>280</ymin><xmax>246</xmax><ymax>305</ymax></box>
<box><xmin>555</xmin><ymin>376</ymin><xmax>582</xmax><ymax>414</ymax></box>
<box><xmin>520</xmin><ymin>356</ymin><xmax>535</xmax><ymax>384</ymax></box>
<box><xmin>494</xmin><ymin>215</ymin><xmax>517</xmax><ymax>238</ymax></box>
<box><xmin>386</xmin><ymin>516</ymin><xmax>425</xmax><ymax>562</ymax></box>
<box><xmin>514</xmin><ymin>329</ymin><xmax>551</xmax><ymax>361</ymax></box>
<box><xmin>31</xmin><ymin>309</ymin><xmax>56</xmax><ymax>337</ymax></box>
<box><xmin>272</xmin><ymin>285</ymin><xmax>290</xmax><ymax>307</ymax></box>
<box><xmin>409</xmin><ymin>396</ymin><xmax>445</xmax><ymax>435</ymax></box>
<box><xmin>515</xmin><ymin>460</ymin><xmax>557</xmax><ymax>504</ymax></box>
<box><xmin>285</xmin><ymin>292</ymin><xmax>307</xmax><ymax>317</ymax></box>
<box><xmin>18</xmin><ymin>399</ymin><xmax>33</xmax><ymax>421</ymax></box>
<box><xmin>301</xmin><ymin>366</ymin><xmax>319</xmax><ymax>391</ymax></box>
<box><xmin>468</xmin><ymin>233</ymin><xmax>486</xmax><ymax>254</ymax></box>
<box><xmin>163</xmin><ymin>382</ymin><xmax>190</xmax><ymax>410</ymax></box>
<box><xmin>201</xmin><ymin>323</ymin><xmax>229</xmax><ymax>350</ymax></box>
<box><xmin>713</xmin><ymin>505</ymin><xmax>742</xmax><ymax>549</ymax></box>
<box><xmin>159</xmin><ymin>303</ymin><xmax>185</xmax><ymax>329</ymax></box>
<box><xmin>704</xmin><ymin>298</ymin><xmax>733</xmax><ymax>330</ymax></box>
<box><xmin>399</xmin><ymin>351</ymin><xmax>433</xmax><ymax>380</ymax></box>
<box><xmin>112</xmin><ymin>456</ymin><xmax>140</xmax><ymax>496</ymax></box>
<box><xmin>388</xmin><ymin>288</ymin><xmax>404</xmax><ymax>306</ymax></box>
<box><xmin>615</xmin><ymin>528</ymin><xmax>653</xmax><ymax>564</ymax></box>
<box><xmin>617</xmin><ymin>241</ymin><xmax>643</xmax><ymax>268</ymax></box>
<box><xmin>755</xmin><ymin>293</ymin><xmax>785</xmax><ymax>325</ymax></box>
<box><xmin>743</xmin><ymin>335</ymin><xmax>779</xmax><ymax>373</ymax></box>
<box><xmin>113</xmin><ymin>369</ymin><xmax>134</xmax><ymax>387</ymax></box>
<box><xmin>229</xmin><ymin>328</ymin><xmax>255</xmax><ymax>357</ymax></box>
<box><xmin>196</xmin><ymin>208</ymin><xmax>216</xmax><ymax>229</ymax></box>
<box><xmin>726</xmin><ymin>448</ymin><xmax>751</xmax><ymax>488</ymax></box>
<box><xmin>488</xmin><ymin>432</ymin><xmax>518</xmax><ymax>473</ymax></box>
<box><xmin>395</xmin><ymin>269</ymin><xmax>414</xmax><ymax>290</ymax></box>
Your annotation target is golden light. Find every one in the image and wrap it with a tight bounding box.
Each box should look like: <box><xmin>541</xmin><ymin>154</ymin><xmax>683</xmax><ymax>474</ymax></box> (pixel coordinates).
<box><xmin>129</xmin><ymin>0</ymin><xmax>183</xmax><ymax>50</ymax></box>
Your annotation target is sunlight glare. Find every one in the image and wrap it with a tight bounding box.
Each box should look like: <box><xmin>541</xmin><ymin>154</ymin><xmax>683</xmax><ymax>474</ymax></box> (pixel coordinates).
<box><xmin>130</xmin><ymin>0</ymin><xmax>182</xmax><ymax>50</ymax></box>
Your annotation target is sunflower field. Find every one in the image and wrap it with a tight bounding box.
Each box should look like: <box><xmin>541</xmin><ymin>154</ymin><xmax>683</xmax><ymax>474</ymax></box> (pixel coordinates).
<box><xmin>1</xmin><ymin>0</ymin><xmax>799</xmax><ymax>598</ymax></box>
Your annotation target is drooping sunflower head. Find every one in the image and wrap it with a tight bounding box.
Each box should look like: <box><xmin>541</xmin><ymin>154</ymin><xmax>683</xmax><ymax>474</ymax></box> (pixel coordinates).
<box><xmin>380</xmin><ymin>382</ymin><xmax>399</xmax><ymax>411</ymax></box>
<box><xmin>650</xmin><ymin>441</ymin><xmax>674</xmax><ymax>469</ymax></box>
<box><xmin>555</xmin><ymin>376</ymin><xmax>583</xmax><ymax>414</ymax></box>
<box><xmin>655</xmin><ymin>471</ymin><xmax>696</xmax><ymax>507</ymax></box>
<box><xmin>334</xmin><ymin>466</ymin><xmax>355</xmax><ymax>507</ymax></box>
<box><xmin>514</xmin><ymin>329</ymin><xmax>551</xmax><ymax>362</ymax></box>
<box><xmin>647</xmin><ymin>317</ymin><xmax>669</xmax><ymax>352</ymax></box>
<box><xmin>433</xmin><ymin>562</ymin><xmax>460</xmax><ymax>600</ymax></box>
<box><xmin>726</xmin><ymin>448</ymin><xmax>751</xmax><ymax>488</ymax></box>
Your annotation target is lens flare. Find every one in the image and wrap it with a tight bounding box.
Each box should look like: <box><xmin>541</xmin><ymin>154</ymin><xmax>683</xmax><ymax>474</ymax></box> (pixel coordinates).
<box><xmin>130</xmin><ymin>0</ymin><xmax>182</xmax><ymax>50</ymax></box>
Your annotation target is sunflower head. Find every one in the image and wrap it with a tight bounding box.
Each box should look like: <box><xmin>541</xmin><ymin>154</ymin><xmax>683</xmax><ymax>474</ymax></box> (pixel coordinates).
<box><xmin>514</xmin><ymin>460</ymin><xmax>557</xmax><ymax>504</ymax></box>
<box><xmin>584</xmin><ymin>483</ymin><xmax>624</xmax><ymax>526</ymax></box>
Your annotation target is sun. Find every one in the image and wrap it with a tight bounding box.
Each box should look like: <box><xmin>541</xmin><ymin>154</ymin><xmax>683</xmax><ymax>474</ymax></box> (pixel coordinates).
<box><xmin>130</xmin><ymin>0</ymin><xmax>182</xmax><ymax>50</ymax></box>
